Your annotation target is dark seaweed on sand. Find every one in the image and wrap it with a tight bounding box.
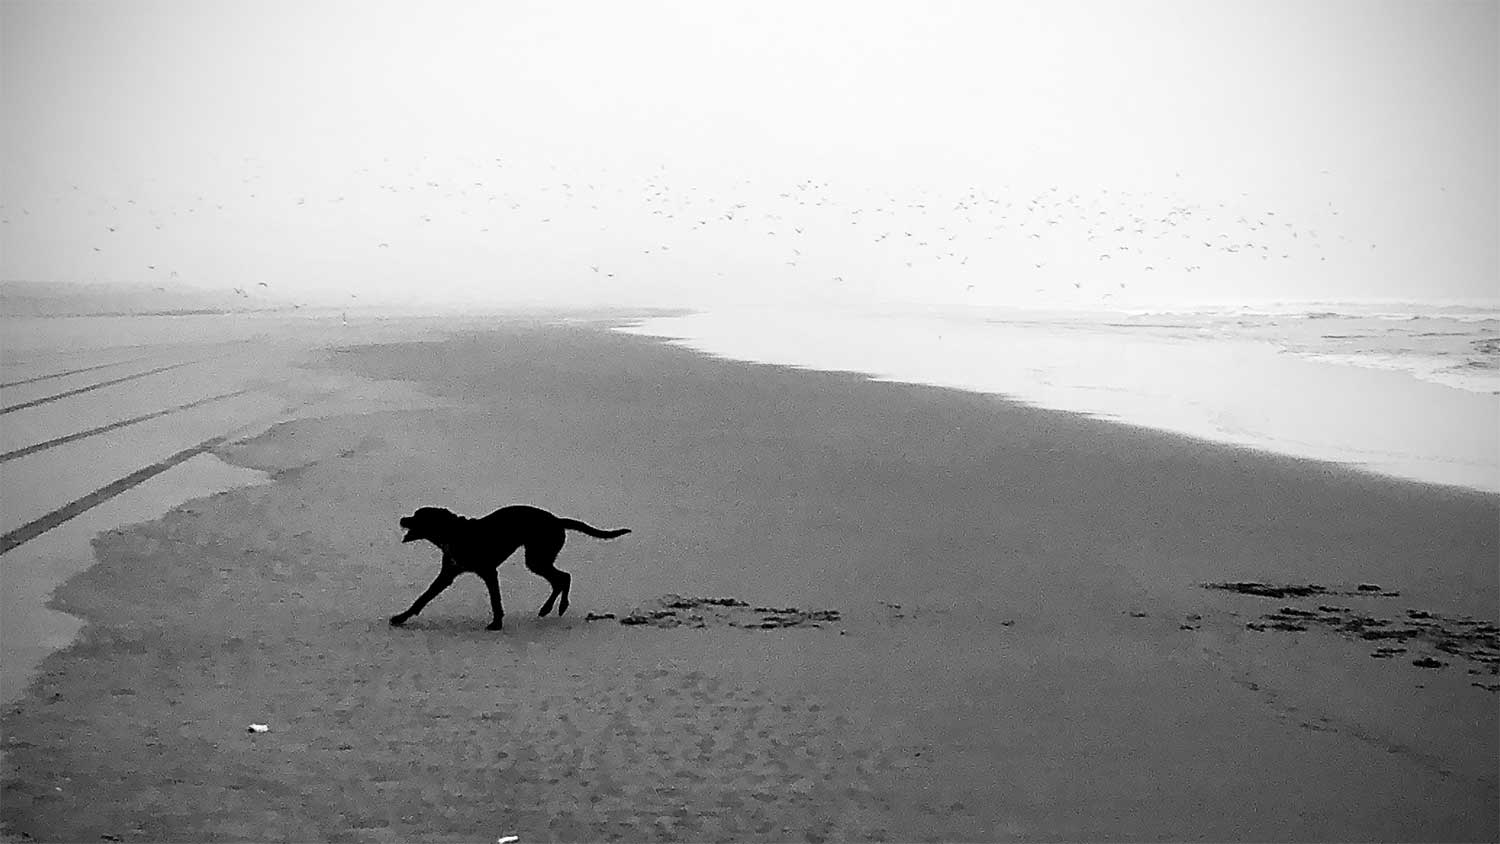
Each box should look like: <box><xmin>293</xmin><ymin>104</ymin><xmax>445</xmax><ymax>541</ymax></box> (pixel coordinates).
<box><xmin>1202</xmin><ymin>581</ymin><xmax>1402</xmax><ymax>599</ymax></box>
<box><xmin>1204</xmin><ymin>581</ymin><xmax>1333</xmax><ymax>599</ymax></box>
<box><xmin>617</xmin><ymin>595</ymin><xmax>841</xmax><ymax>630</ymax></box>
<box><xmin>1245</xmin><ymin>604</ymin><xmax>1499</xmax><ymax>679</ymax></box>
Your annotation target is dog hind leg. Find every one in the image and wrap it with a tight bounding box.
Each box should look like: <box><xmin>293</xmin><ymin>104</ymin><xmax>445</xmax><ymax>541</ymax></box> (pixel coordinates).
<box><xmin>525</xmin><ymin>539</ymin><xmax>570</xmax><ymax>617</ymax></box>
<box><xmin>550</xmin><ymin>569</ymin><xmax>572</xmax><ymax>616</ymax></box>
<box><xmin>535</xmin><ymin>568</ymin><xmax>571</xmax><ymax>616</ymax></box>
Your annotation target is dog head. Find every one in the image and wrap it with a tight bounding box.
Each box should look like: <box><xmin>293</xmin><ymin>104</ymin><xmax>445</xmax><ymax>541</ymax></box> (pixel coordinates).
<box><xmin>399</xmin><ymin>506</ymin><xmax>462</xmax><ymax>545</ymax></box>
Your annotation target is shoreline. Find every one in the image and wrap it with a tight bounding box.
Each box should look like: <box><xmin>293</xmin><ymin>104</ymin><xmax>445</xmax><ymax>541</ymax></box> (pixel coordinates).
<box><xmin>3</xmin><ymin>319</ymin><xmax>1495</xmax><ymax>841</ymax></box>
<box><xmin>618</xmin><ymin>306</ymin><xmax>1499</xmax><ymax>494</ymax></box>
<box><xmin>0</xmin><ymin>452</ymin><xmax>272</xmax><ymax>712</ymax></box>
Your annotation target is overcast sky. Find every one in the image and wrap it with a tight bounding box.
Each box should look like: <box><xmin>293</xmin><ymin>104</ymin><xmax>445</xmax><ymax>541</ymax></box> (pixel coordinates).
<box><xmin>3</xmin><ymin>0</ymin><xmax>1495</xmax><ymax>309</ymax></box>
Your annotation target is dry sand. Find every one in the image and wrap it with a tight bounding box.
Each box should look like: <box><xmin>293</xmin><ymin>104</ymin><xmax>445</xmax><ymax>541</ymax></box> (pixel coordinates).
<box><xmin>2</xmin><ymin>319</ymin><xmax>1496</xmax><ymax>842</ymax></box>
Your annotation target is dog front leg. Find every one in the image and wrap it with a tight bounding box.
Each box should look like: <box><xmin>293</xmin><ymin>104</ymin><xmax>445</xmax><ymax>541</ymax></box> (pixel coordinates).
<box><xmin>478</xmin><ymin>570</ymin><xmax>505</xmax><ymax>630</ymax></box>
<box><xmin>390</xmin><ymin>570</ymin><xmax>456</xmax><ymax>626</ymax></box>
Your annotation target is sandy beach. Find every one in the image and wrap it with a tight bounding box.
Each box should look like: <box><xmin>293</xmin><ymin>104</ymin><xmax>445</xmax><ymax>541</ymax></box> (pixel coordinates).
<box><xmin>2</xmin><ymin>316</ymin><xmax>1496</xmax><ymax>842</ymax></box>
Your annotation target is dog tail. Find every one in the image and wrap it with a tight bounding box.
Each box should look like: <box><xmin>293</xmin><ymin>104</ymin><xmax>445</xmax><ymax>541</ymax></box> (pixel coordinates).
<box><xmin>558</xmin><ymin>518</ymin><xmax>631</xmax><ymax>540</ymax></box>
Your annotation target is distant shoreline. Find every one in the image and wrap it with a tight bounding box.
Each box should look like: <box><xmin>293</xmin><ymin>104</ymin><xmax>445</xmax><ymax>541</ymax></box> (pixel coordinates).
<box><xmin>619</xmin><ymin>306</ymin><xmax>1500</xmax><ymax>493</ymax></box>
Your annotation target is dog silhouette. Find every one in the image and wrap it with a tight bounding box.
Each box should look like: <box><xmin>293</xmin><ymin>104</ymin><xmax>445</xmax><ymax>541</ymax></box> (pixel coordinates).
<box><xmin>391</xmin><ymin>505</ymin><xmax>629</xmax><ymax>630</ymax></box>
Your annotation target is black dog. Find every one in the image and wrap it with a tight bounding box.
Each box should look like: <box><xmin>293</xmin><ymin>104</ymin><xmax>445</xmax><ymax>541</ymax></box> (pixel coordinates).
<box><xmin>391</xmin><ymin>505</ymin><xmax>630</xmax><ymax>630</ymax></box>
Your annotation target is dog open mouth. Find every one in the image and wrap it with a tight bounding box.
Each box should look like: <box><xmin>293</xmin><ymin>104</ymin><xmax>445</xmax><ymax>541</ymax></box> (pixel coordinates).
<box><xmin>399</xmin><ymin>518</ymin><xmax>420</xmax><ymax>543</ymax></box>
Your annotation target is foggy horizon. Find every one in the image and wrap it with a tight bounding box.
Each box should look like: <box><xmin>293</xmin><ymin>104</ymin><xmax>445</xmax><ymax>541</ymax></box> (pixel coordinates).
<box><xmin>4</xmin><ymin>0</ymin><xmax>1496</xmax><ymax>311</ymax></box>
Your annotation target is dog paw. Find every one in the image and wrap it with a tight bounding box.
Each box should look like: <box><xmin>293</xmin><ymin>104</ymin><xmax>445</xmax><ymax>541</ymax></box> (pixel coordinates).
<box><xmin>389</xmin><ymin>615</ymin><xmax>408</xmax><ymax>627</ymax></box>
<box><xmin>485</xmin><ymin>620</ymin><xmax>504</xmax><ymax>631</ymax></box>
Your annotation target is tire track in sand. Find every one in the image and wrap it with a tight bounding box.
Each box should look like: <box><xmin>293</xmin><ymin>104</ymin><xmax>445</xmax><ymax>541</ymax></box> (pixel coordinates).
<box><xmin>0</xmin><ymin>356</ymin><xmax>148</xmax><ymax>390</ymax></box>
<box><xmin>0</xmin><ymin>389</ymin><xmax>250</xmax><ymax>464</ymax></box>
<box><xmin>0</xmin><ymin>433</ymin><xmax>230</xmax><ymax>555</ymax></box>
<box><xmin>0</xmin><ymin>361</ymin><xmax>194</xmax><ymax>415</ymax></box>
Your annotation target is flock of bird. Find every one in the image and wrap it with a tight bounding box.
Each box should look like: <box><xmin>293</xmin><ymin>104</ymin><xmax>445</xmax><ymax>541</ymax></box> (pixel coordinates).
<box><xmin>2</xmin><ymin>153</ymin><xmax>1370</xmax><ymax>304</ymax></box>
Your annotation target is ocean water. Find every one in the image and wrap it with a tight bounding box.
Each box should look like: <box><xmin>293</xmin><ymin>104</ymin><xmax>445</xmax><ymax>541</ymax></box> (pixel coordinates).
<box><xmin>1053</xmin><ymin>301</ymin><xmax>1500</xmax><ymax>396</ymax></box>
<box><xmin>618</xmin><ymin>302</ymin><xmax>1499</xmax><ymax>493</ymax></box>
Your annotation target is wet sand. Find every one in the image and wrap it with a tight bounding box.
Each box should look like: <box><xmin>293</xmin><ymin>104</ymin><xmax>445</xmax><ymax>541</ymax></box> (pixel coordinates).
<box><xmin>2</xmin><ymin>319</ymin><xmax>1496</xmax><ymax>841</ymax></box>
<box><xmin>0</xmin><ymin>312</ymin><xmax>450</xmax><ymax>709</ymax></box>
